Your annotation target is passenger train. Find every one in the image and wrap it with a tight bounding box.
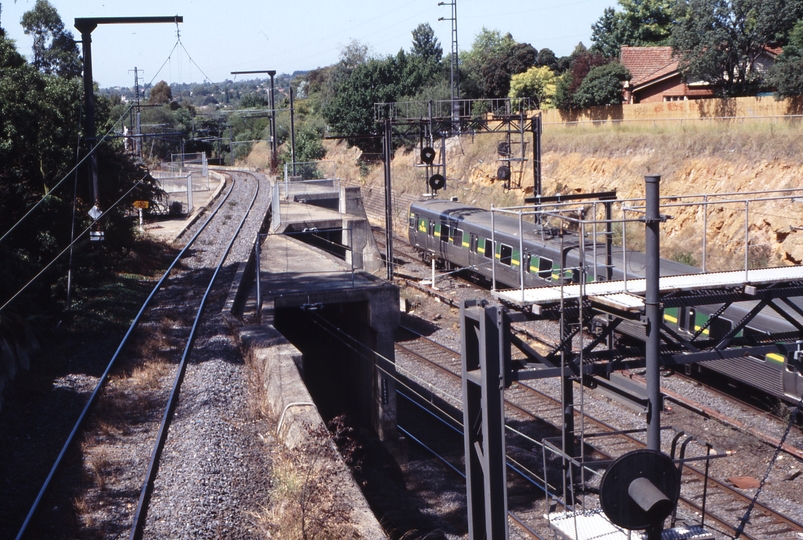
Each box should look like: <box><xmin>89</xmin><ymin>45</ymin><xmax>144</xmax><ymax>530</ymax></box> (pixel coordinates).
<box><xmin>408</xmin><ymin>198</ymin><xmax>803</xmax><ymax>413</ymax></box>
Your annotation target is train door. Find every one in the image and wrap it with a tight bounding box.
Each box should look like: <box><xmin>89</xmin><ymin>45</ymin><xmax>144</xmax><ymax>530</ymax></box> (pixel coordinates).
<box><xmin>410</xmin><ymin>212</ymin><xmax>422</xmax><ymax>247</ymax></box>
<box><xmin>438</xmin><ymin>223</ymin><xmax>451</xmax><ymax>262</ymax></box>
<box><xmin>469</xmin><ymin>233</ymin><xmax>479</xmax><ymax>270</ymax></box>
<box><xmin>782</xmin><ymin>345</ymin><xmax>803</xmax><ymax>400</ymax></box>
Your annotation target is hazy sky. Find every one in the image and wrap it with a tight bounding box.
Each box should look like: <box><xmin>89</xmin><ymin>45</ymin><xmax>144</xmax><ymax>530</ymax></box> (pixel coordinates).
<box><xmin>2</xmin><ymin>0</ymin><xmax>616</xmax><ymax>88</ymax></box>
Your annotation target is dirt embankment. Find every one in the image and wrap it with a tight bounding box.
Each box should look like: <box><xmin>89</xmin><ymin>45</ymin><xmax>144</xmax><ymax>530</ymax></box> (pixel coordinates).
<box><xmin>321</xmin><ymin>122</ymin><xmax>803</xmax><ymax>269</ymax></box>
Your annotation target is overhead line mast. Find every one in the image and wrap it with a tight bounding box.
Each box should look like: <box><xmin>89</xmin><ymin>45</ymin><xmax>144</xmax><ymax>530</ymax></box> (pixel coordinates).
<box><xmin>74</xmin><ymin>16</ymin><xmax>183</xmax><ymax>213</ymax></box>
<box><xmin>438</xmin><ymin>0</ymin><xmax>459</xmax><ymax>124</ymax></box>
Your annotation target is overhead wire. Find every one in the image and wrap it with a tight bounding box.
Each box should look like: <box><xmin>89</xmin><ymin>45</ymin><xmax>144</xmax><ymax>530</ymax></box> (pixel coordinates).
<box><xmin>148</xmin><ymin>20</ymin><xmax>212</xmax><ymax>86</ymax></box>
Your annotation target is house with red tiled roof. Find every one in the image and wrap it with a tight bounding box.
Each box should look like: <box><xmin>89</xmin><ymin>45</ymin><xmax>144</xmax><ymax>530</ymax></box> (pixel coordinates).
<box><xmin>620</xmin><ymin>46</ymin><xmax>715</xmax><ymax>103</ymax></box>
<box><xmin>620</xmin><ymin>46</ymin><xmax>783</xmax><ymax>104</ymax></box>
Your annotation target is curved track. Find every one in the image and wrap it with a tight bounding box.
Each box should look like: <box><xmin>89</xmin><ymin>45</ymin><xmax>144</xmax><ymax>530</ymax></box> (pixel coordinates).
<box><xmin>15</xmin><ymin>171</ymin><xmax>265</xmax><ymax>539</ymax></box>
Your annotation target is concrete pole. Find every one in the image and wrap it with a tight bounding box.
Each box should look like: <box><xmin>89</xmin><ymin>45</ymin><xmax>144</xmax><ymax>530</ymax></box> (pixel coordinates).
<box><xmin>645</xmin><ymin>175</ymin><xmax>662</xmax><ymax>450</ymax></box>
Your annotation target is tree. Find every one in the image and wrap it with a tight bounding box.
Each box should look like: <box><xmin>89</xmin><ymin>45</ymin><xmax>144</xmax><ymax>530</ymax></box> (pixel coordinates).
<box><xmin>0</xmin><ymin>33</ymin><xmax>158</xmax><ymax>320</ymax></box>
<box><xmin>280</xmin><ymin>126</ymin><xmax>327</xmax><ymax>178</ymax></box>
<box><xmin>671</xmin><ymin>0</ymin><xmax>803</xmax><ymax>96</ymax></box>
<box><xmin>461</xmin><ymin>28</ymin><xmax>537</xmax><ymax>98</ymax></box>
<box><xmin>411</xmin><ymin>23</ymin><xmax>442</xmax><ymax>64</ymax></box>
<box><xmin>591</xmin><ymin>0</ymin><xmax>675</xmax><ymax>58</ymax></box>
<box><xmin>554</xmin><ymin>48</ymin><xmax>609</xmax><ymax>109</ymax></box>
<box><xmin>20</xmin><ymin>0</ymin><xmax>81</xmax><ymax>78</ymax></box>
<box><xmin>573</xmin><ymin>62</ymin><xmax>631</xmax><ymax>108</ymax></box>
<box><xmin>324</xmin><ymin>54</ymin><xmax>409</xmax><ymax>153</ymax></box>
<box><xmin>149</xmin><ymin>80</ymin><xmax>172</xmax><ymax>104</ymax></box>
<box><xmin>769</xmin><ymin>20</ymin><xmax>803</xmax><ymax>97</ymax></box>
<box><xmin>240</xmin><ymin>92</ymin><xmax>269</xmax><ymax>108</ymax></box>
<box><xmin>591</xmin><ymin>8</ymin><xmax>626</xmax><ymax>58</ymax></box>
<box><xmin>509</xmin><ymin>66</ymin><xmax>557</xmax><ymax>109</ymax></box>
<box><xmin>536</xmin><ymin>48</ymin><xmax>559</xmax><ymax>72</ymax></box>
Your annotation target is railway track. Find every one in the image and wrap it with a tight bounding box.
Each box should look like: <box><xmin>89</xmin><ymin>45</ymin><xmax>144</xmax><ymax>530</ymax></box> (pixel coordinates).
<box><xmin>395</xmin><ymin>325</ymin><xmax>803</xmax><ymax>539</ymax></box>
<box><xmin>14</xmin><ymin>170</ymin><xmax>269</xmax><ymax>539</ymax></box>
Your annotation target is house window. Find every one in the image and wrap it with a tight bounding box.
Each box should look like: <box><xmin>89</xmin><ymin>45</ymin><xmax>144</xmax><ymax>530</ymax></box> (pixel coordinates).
<box><xmin>663</xmin><ymin>95</ymin><xmax>687</xmax><ymax>102</ymax></box>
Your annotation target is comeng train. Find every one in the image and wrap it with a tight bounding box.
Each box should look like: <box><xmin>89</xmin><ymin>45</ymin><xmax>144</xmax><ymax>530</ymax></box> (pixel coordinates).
<box><xmin>409</xmin><ymin>197</ymin><xmax>803</xmax><ymax>413</ymax></box>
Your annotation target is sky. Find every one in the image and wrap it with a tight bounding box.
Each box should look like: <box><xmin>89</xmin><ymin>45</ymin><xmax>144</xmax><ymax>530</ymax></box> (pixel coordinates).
<box><xmin>1</xmin><ymin>0</ymin><xmax>617</xmax><ymax>88</ymax></box>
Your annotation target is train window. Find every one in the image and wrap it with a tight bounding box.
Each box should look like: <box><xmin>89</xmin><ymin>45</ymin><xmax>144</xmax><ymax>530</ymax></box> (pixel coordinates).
<box><xmin>453</xmin><ymin>228</ymin><xmax>463</xmax><ymax>247</ymax></box>
<box><xmin>499</xmin><ymin>244</ymin><xmax>512</xmax><ymax>266</ymax></box>
<box><xmin>470</xmin><ymin>234</ymin><xmax>478</xmax><ymax>253</ymax></box>
<box><xmin>481</xmin><ymin>239</ymin><xmax>493</xmax><ymax>259</ymax></box>
<box><xmin>440</xmin><ymin>224</ymin><xmax>450</xmax><ymax>243</ymax></box>
<box><xmin>538</xmin><ymin>257</ymin><xmax>552</xmax><ymax>278</ymax></box>
<box><xmin>409</xmin><ymin>213</ymin><xmax>417</xmax><ymax>229</ymax></box>
<box><xmin>428</xmin><ymin>221</ymin><xmax>435</xmax><ymax>237</ymax></box>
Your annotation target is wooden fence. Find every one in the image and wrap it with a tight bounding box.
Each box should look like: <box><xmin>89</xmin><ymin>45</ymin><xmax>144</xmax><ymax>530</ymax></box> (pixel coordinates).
<box><xmin>540</xmin><ymin>96</ymin><xmax>803</xmax><ymax>126</ymax></box>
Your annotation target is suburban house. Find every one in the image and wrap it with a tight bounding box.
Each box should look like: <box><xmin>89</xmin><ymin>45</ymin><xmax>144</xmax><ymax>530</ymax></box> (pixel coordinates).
<box><xmin>619</xmin><ymin>46</ymin><xmax>782</xmax><ymax>104</ymax></box>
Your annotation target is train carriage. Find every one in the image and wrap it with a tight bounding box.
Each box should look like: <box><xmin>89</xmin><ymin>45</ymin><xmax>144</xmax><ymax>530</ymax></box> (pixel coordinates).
<box><xmin>409</xmin><ymin>197</ymin><xmax>803</xmax><ymax>412</ymax></box>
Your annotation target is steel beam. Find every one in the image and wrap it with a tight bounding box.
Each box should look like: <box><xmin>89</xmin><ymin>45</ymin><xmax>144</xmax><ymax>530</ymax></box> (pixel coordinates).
<box><xmin>461</xmin><ymin>300</ymin><xmax>509</xmax><ymax>540</ymax></box>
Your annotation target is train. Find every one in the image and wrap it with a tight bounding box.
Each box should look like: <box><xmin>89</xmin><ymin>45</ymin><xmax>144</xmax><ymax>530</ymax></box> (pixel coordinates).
<box><xmin>408</xmin><ymin>197</ymin><xmax>803</xmax><ymax>413</ymax></box>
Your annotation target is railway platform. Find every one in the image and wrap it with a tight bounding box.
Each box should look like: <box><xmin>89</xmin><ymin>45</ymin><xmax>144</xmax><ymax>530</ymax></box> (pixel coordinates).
<box><xmin>256</xmin><ymin>196</ymin><xmax>399</xmax><ymax>443</ymax></box>
<box><xmin>144</xmin><ymin>169</ymin><xmax>226</xmax><ymax>242</ymax></box>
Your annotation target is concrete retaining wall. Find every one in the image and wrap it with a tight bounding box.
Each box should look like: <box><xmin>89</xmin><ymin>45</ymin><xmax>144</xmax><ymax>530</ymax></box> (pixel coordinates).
<box><xmin>236</xmin><ymin>323</ymin><xmax>388</xmax><ymax>538</ymax></box>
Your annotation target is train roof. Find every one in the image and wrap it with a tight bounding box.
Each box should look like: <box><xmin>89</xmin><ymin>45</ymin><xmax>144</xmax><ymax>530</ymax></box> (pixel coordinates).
<box><xmin>410</xmin><ymin>198</ymin><xmax>558</xmax><ymax>241</ymax></box>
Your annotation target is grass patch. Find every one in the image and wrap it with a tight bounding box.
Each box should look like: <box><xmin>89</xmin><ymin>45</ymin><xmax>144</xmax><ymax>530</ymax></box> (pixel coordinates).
<box><xmin>250</xmin><ymin>427</ymin><xmax>359</xmax><ymax>540</ymax></box>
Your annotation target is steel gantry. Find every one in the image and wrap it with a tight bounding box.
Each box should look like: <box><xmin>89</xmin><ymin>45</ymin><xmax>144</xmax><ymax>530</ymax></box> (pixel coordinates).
<box><xmin>459</xmin><ymin>177</ymin><xmax>803</xmax><ymax>539</ymax></box>
<box><xmin>374</xmin><ymin>98</ymin><xmax>542</xmax><ymax>282</ymax></box>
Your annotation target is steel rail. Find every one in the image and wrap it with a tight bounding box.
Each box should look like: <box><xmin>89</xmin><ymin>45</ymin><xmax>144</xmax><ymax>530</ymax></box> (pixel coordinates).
<box><xmin>129</xmin><ymin>171</ymin><xmax>261</xmax><ymax>539</ymax></box>
<box><xmin>15</xmin><ymin>175</ymin><xmax>238</xmax><ymax>540</ymax></box>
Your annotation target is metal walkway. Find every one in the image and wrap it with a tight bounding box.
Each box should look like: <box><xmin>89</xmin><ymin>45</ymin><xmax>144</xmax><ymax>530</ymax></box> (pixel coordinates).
<box><xmin>494</xmin><ymin>266</ymin><xmax>803</xmax><ymax>313</ymax></box>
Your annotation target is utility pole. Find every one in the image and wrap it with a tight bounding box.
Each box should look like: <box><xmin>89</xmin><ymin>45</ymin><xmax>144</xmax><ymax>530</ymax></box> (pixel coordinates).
<box><xmin>129</xmin><ymin>67</ymin><xmax>143</xmax><ymax>157</ymax></box>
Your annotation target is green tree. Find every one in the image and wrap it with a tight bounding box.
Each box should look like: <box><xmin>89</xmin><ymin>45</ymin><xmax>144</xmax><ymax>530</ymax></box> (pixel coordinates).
<box><xmin>573</xmin><ymin>62</ymin><xmax>631</xmax><ymax>107</ymax></box>
<box><xmin>554</xmin><ymin>47</ymin><xmax>608</xmax><ymax>109</ymax></box>
<box><xmin>0</xmin><ymin>33</ymin><xmax>157</xmax><ymax>320</ymax></box>
<box><xmin>411</xmin><ymin>23</ymin><xmax>443</xmax><ymax>64</ymax></box>
<box><xmin>591</xmin><ymin>0</ymin><xmax>675</xmax><ymax>58</ymax></box>
<box><xmin>324</xmin><ymin>54</ymin><xmax>409</xmax><ymax>153</ymax></box>
<box><xmin>769</xmin><ymin>20</ymin><xmax>803</xmax><ymax>96</ymax></box>
<box><xmin>20</xmin><ymin>0</ymin><xmax>81</xmax><ymax>78</ymax></box>
<box><xmin>671</xmin><ymin>0</ymin><xmax>803</xmax><ymax>96</ymax></box>
<box><xmin>509</xmin><ymin>66</ymin><xmax>557</xmax><ymax>108</ymax></box>
<box><xmin>461</xmin><ymin>28</ymin><xmax>537</xmax><ymax>98</ymax></box>
<box><xmin>536</xmin><ymin>48</ymin><xmax>559</xmax><ymax>72</ymax></box>
<box><xmin>280</xmin><ymin>126</ymin><xmax>327</xmax><ymax>178</ymax></box>
<box><xmin>240</xmin><ymin>92</ymin><xmax>269</xmax><ymax>108</ymax></box>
